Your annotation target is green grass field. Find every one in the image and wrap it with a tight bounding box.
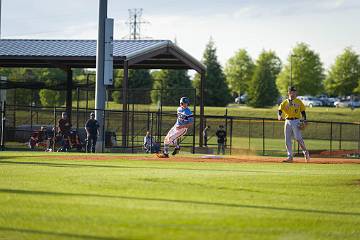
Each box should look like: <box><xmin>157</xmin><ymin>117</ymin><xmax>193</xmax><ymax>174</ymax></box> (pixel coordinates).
<box><xmin>1</xmin><ymin>152</ymin><xmax>359</xmax><ymax>240</ymax></box>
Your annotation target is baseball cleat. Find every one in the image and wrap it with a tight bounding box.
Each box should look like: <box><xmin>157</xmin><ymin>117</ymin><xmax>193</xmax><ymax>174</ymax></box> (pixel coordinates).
<box><xmin>172</xmin><ymin>147</ymin><xmax>180</xmax><ymax>156</ymax></box>
<box><xmin>156</xmin><ymin>153</ymin><xmax>169</xmax><ymax>158</ymax></box>
<box><xmin>282</xmin><ymin>157</ymin><xmax>293</xmax><ymax>163</ymax></box>
<box><xmin>304</xmin><ymin>151</ymin><xmax>310</xmax><ymax>162</ymax></box>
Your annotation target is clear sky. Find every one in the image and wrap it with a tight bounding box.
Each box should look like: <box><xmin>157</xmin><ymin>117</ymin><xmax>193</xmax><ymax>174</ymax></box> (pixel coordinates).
<box><xmin>1</xmin><ymin>0</ymin><xmax>359</xmax><ymax>70</ymax></box>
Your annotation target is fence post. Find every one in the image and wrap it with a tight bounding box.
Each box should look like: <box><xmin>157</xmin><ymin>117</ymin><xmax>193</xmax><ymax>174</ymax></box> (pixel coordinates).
<box><xmin>339</xmin><ymin>123</ymin><xmax>342</xmax><ymax>150</ymax></box>
<box><xmin>86</xmin><ymin>74</ymin><xmax>89</xmax><ymax>117</ymax></box>
<box><xmin>147</xmin><ymin>111</ymin><xmax>150</xmax><ymax>131</ymax></box>
<box><xmin>150</xmin><ymin>112</ymin><xmax>154</xmax><ymax>145</ymax></box>
<box><xmin>36</xmin><ymin>110</ymin><xmax>39</xmax><ymax>124</ymax></box>
<box><xmin>330</xmin><ymin>122</ymin><xmax>333</xmax><ymax>156</ymax></box>
<box><xmin>30</xmin><ymin>103</ymin><xmax>33</xmax><ymax>130</ymax></box>
<box><xmin>225</xmin><ymin>108</ymin><xmax>228</xmax><ymax>130</ymax></box>
<box><xmin>192</xmin><ymin>88</ymin><xmax>196</xmax><ymax>154</ymax></box>
<box><xmin>131</xmin><ymin>103</ymin><xmax>134</xmax><ymax>153</ymax></box>
<box><xmin>230</xmin><ymin>118</ymin><xmax>233</xmax><ymax>155</ymax></box>
<box><xmin>358</xmin><ymin>124</ymin><xmax>360</xmax><ymax>159</ymax></box>
<box><xmin>159</xmin><ymin>88</ymin><xmax>163</xmax><ymax>143</ymax></box>
<box><xmin>102</xmin><ymin>109</ymin><xmax>106</xmax><ymax>153</ymax></box>
<box><xmin>191</xmin><ymin>109</ymin><xmax>196</xmax><ymax>154</ymax></box>
<box><xmin>13</xmin><ymin>90</ymin><xmax>16</xmax><ymax>128</ymax></box>
<box><xmin>107</xmin><ymin>95</ymin><xmax>111</xmax><ymax>129</ymax></box>
<box><xmin>248</xmin><ymin>119</ymin><xmax>251</xmax><ymax>152</ymax></box>
<box><xmin>156</xmin><ymin>109</ymin><xmax>161</xmax><ymax>142</ymax></box>
<box><xmin>0</xmin><ymin>102</ymin><xmax>1</xmax><ymax>147</ymax></box>
<box><xmin>262</xmin><ymin>118</ymin><xmax>265</xmax><ymax>156</ymax></box>
<box><xmin>53</xmin><ymin>107</ymin><xmax>57</xmax><ymax>151</ymax></box>
<box><xmin>0</xmin><ymin>101</ymin><xmax>6</xmax><ymax>151</ymax></box>
<box><xmin>225</xmin><ymin>109</ymin><xmax>228</xmax><ymax>151</ymax></box>
<box><xmin>12</xmin><ymin>105</ymin><xmax>15</xmax><ymax>128</ymax></box>
<box><xmin>76</xmin><ymin>87</ymin><xmax>80</xmax><ymax>130</ymax></box>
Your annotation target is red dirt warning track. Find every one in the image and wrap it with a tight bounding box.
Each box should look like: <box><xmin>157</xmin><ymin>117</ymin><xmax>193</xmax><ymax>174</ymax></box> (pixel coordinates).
<box><xmin>44</xmin><ymin>155</ymin><xmax>360</xmax><ymax>164</ymax></box>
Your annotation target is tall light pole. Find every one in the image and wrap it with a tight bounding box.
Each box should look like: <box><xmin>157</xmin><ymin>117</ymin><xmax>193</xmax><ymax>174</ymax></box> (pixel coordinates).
<box><xmin>95</xmin><ymin>0</ymin><xmax>107</xmax><ymax>152</ymax></box>
<box><xmin>0</xmin><ymin>0</ymin><xmax>2</xmax><ymax>38</ymax></box>
<box><xmin>95</xmin><ymin>0</ymin><xmax>113</xmax><ymax>152</ymax></box>
<box><xmin>0</xmin><ymin>0</ymin><xmax>5</xmax><ymax>100</ymax></box>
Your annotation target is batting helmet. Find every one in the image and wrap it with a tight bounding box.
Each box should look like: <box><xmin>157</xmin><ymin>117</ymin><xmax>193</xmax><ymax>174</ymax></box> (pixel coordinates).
<box><xmin>180</xmin><ymin>97</ymin><xmax>190</xmax><ymax>105</ymax></box>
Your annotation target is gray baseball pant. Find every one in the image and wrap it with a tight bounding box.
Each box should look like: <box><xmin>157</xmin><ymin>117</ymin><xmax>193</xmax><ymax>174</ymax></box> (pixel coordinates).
<box><xmin>284</xmin><ymin>119</ymin><xmax>307</xmax><ymax>158</ymax></box>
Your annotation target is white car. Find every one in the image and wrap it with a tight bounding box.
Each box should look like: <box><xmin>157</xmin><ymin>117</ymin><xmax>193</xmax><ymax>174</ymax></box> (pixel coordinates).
<box><xmin>234</xmin><ymin>94</ymin><xmax>247</xmax><ymax>104</ymax></box>
<box><xmin>327</xmin><ymin>98</ymin><xmax>339</xmax><ymax>107</ymax></box>
<box><xmin>334</xmin><ymin>99</ymin><xmax>360</xmax><ymax>108</ymax></box>
<box><xmin>298</xmin><ymin>96</ymin><xmax>323</xmax><ymax>107</ymax></box>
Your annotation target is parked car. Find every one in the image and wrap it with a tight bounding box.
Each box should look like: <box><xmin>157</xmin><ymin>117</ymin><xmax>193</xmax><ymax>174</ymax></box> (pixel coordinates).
<box><xmin>334</xmin><ymin>99</ymin><xmax>360</xmax><ymax>108</ymax></box>
<box><xmin>235</xmin><ymin>93</ymin><xmax>247</xmax><ymax>104</ymax></box>
<box><xmin>327</xmin><ymin>97</ymin><xmax>339</xmax><ymax>107</ymax></box>
<box><xmin>298</xmin><ymin>96</ymin><xmax>323</xmax><ymax>107</ymax></box>
<box><xmin>317</xmin><ymin>95</ymin><xmax>335</xmax><ymax>107</ymax></box>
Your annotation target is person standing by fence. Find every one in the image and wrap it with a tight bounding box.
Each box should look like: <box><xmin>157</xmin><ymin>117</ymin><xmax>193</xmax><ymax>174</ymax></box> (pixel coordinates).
<box><xmin>278</xmin><ymin>86</ymin><xmax>310</xmax><ymax>163</ymax></box>
<box><xmin>85</xmin><ymin>112</ymin><xmax>99</xmax><ymax>153</ymax></box>
<box><xmin>216</xmin><ymin>125</ymin><xmax>226</xmax><ymax>154</ymax></box>
<box><xmin>143</xmin><ymin>131</ymin><xmax>160</xmax><ymax>153</ymax></box>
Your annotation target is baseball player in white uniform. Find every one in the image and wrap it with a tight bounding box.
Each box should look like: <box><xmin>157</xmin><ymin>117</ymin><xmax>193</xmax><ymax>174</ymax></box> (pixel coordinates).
<box><xmin>157</xmin><ymin>97</ymin><xmax>193</xmax><ymax>158</ymax></box>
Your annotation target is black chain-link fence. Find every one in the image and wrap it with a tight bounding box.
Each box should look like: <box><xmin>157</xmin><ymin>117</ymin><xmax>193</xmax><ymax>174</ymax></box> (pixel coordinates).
<box><xmin>201</xmin><ymin>116</ymin><xmax>360</xmax><ymax>158</ymax></box>
<box><xmin>1</xmin><ymin>101</ymin><xmax>359</xmax><ymax>158</ymax></box>
<box><xmin>0</xmin><ymin>103</ymin><xmax>197</xmax><ymax>153</ymax></box>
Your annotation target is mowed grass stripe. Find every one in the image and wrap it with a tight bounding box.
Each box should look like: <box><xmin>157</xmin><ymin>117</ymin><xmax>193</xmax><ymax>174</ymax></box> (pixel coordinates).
<box><xmin>1</xmin><ymin>188</ymin><xmax>359</xmax><ymax>217</ymax></box>
<box><xmin>0</xmin><ymin>152</ymin><xmax>360</xmax><ymax>240</ymax></box>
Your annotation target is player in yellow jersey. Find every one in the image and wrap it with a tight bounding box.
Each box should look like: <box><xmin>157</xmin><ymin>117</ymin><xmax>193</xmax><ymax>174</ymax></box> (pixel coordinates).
<box><xmin>278</xmin><ymin>86</ymin><xmax>310</xmax><ymax>163</ymax></box>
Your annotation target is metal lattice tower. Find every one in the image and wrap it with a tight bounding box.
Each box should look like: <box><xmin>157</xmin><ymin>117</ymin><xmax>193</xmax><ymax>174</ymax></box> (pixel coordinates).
<box><xmin>125</xmin><ymin>8</ymin><xmax>149</xmax><ymax>40</ymax></box>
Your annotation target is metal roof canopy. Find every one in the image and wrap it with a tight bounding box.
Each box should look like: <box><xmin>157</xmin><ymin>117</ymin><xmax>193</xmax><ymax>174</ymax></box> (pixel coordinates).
<box><xmin>0</xmin><ymin>39</ymin><xmax>206</xmax><ymax>72</ymax></box>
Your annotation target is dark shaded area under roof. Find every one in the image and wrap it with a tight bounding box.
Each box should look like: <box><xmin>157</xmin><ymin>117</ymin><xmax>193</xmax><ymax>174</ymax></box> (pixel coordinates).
<box><xmin>0</xmin><ymin>39</ymin><xmax>205</xmax><ymax>72</ymax></box>
<box><xmin>0</xmin><ymin>79</ymin><xmax>95</xmax><ymax>90</ymax></box>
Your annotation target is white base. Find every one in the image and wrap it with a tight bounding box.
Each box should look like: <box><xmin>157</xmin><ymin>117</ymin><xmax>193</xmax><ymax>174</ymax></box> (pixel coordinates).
<box><xmin>200</xmin><ymin>155</ymin><xmax>224</xmax><ymax>159</ymax></box>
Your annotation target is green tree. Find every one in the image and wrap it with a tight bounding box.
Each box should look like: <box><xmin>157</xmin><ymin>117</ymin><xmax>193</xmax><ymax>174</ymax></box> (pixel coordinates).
<box><xmin>248</xmin><ymin>50</ymin><xmax>281</xmax><ymax>107</ymax></box>
<box><xmin>112</xmin><ymin>69</ymin><xmax>153</xmax><ymax>104</ymax></box>
<box><xmin>276</xmin><ymin>42</ymin><xmax>324</xmax><ymax>96</ymax></box>
<box><xmin>128</xmin><ymin>69</ymin><xmax>152</xmax><ymax>104</ymax></box>
<box><xmin>0</xmin><ymin>68</ymin><xmax>84</xmax><ymax>106</ymax></box>
<box><xmin>39</xmin><ymin>89</ymin><xmax>65</xmax><ymax>107</ymax></box>
<box><xmin>225</xmin><ymin>49</ymin><xmax>254</xmax><ymax>96</ymax></box>
<box><xmin>355</xmin><ymin>80</ymin><xmax>360</xmax><ymax>94</ymax></box>
<box><xmin>193</xmin><ymin>39</ymin><xmax>232</xmax><ymax>106</ymax></box>
<box><xmin>111</xmin><ymin>69</ymin><xmax>124</xmax><ymax>104</ymax></box>
<box><xmin>324</xmin><ymin>47</ymin><xmax>360</xmax><ymax>96</ymax></box>
<box><xmin>151</xmin><ymin>69</ymin><xmax>193</xmax><ymax>106</ymax></box>
<box><xmin>2</xmin><ymin>68</ymin><xmax>38</xmax><ymax>105</ymax></box>
<box><xmin>38</xmin><ymin>68</ymin><xmax>66</xmax><ymax>106</ymax></box>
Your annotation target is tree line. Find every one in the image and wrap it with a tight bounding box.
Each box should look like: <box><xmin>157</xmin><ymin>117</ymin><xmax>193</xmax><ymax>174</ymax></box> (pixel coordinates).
<box><xmin>225</xmin><ymin>42</ymin><xmax>360</xmax><ymax>107</ymax></box>
<box><xmin>1</xmin><ymin>40</ymin><xmax>359</xmax><ymax>108</ymax></box>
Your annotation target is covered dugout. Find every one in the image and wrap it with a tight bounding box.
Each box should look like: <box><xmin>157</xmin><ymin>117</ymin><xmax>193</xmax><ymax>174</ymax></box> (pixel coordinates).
<box><xmin>0</xmin><ymin>39</ymin><xmax>207</xmax><ymax>148</ymax></box>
